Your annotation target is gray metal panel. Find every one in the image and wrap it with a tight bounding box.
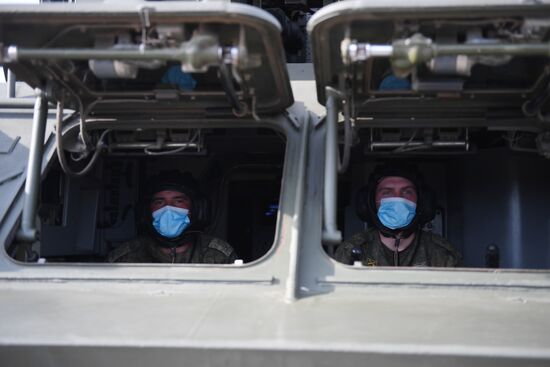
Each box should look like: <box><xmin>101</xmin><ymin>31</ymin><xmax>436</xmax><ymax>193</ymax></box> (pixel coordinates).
<box><xmin>41</xmin><ymin>177</ymin><xmax>101</xmax><ymax>257</ymax></box>
<box><xmin>0</xmin><ymin>282</ymin><xmax>549</xmax><ymax>366</ymax></box>
<box><xmin>0</xmin><ymin>110</ymin><xmax>308</xmax><ymax>285</ymax></box>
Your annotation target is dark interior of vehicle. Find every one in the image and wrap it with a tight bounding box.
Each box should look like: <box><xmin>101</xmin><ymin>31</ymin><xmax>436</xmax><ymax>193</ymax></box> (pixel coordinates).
<box><xmin>31</xmin><ymin>127</ymin><xmax>285</xmax><ymax>264</ymax></box>
<box><xmin>334</xmin><ymin>127</ymin><xmax>550</xmax><ymax>269</ymax></box>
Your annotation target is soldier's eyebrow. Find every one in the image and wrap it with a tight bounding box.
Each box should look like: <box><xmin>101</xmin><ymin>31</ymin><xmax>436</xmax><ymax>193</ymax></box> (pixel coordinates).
<box><xmin>377</xmin><ymin>185</ymin><xmax>416</xmax><ymax>192</ymax></box>
<box><xmin>173</xmin><ymin>194</ymin><xmax>189</xmax><ymax>200</ymax></box>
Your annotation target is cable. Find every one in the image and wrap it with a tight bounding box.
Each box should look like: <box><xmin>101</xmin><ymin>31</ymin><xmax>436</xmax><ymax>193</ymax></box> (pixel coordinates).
<box><xmin>56</xmin><ymin>99</ymin><xmax>110</xmax><ymax>177</ymax></box>
<box><xmin>337</xmin><ymin>98</ymin><xmax>353</xmax><ymax>173</ymax></box>
<box><xmin>218</xmin><ymin>62</ymin><xmax>247</xmax><ymax>117</ymax></box>
<box><xmin>143</xmin><ymin>130</ymin><xmax>200</xmax><ymax>156</ymax></box>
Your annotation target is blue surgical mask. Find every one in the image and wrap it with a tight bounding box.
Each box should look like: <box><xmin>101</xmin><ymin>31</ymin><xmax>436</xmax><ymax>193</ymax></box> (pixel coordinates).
<box><xmin>377</xmin><ymin>197</ymin><xmax>417</xmax><ymax>230</ymax></box>
<box><xmin>152</xmin><ymin>206</ymin><xmax>191</xmax><ymax>238</ymax></box>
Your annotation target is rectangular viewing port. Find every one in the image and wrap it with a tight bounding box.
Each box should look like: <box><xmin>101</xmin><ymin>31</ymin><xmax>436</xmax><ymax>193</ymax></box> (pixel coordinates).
<box><xmin>7</xmin><ymin>127</ymin><xmax>287</xmax><ymax>266</ymax></box>
<box><xmin>328</xmin><ymin>127</ymin><xmax>550</xmax><ymax>270</ymax></box>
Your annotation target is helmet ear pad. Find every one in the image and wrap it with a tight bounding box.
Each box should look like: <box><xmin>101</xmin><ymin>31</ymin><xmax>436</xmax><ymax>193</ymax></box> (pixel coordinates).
<box><xmin>187</xmin><ymin>194</ymin><xmax>210</xmax><ymax>230</ymax></box>
<box><xmin>418</xmin><ymin>185</ymin><xmax>436</xmax><ymax>225</ymax></box>
<box><xmin>355</xmin><ymin>185</ymin><xmax>372</xmax><ymax>224</ymax></box>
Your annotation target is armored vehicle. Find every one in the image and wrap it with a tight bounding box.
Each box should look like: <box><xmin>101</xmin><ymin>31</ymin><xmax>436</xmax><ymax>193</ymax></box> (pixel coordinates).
<box><xmin>1</xmin><ymin>0</ymin><xmax>550</xmax><ymax>366</ymax></box>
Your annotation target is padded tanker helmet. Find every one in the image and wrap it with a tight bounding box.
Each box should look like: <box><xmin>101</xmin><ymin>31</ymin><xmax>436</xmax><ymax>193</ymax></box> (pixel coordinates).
<box><xmin>355</xmin><ymin>164</ymin><xmax>436</xmax><ymax>238</ymax></box>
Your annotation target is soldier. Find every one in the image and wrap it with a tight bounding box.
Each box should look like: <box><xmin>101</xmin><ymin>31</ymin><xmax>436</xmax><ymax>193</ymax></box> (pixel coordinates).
<box><xmin>334</xmin><ymin>164</ymin><xmax>461</xmax><ymax>267</ymax></box>
<box><xmin>108</xmin><ymin>171</ymin><xmax>237</xmax><ymax>264</ymax></box>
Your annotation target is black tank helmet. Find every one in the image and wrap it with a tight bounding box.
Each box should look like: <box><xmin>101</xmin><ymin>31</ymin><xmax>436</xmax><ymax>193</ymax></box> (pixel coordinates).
<box><xmin>142</xmin><ymin>171</ymin><xmax>210</xmax><ymax>248</ymax></box>
<box><xmin>355</xmin><ymin>164</ymin><xmax>436</xmax><ymax>238</ymax></box>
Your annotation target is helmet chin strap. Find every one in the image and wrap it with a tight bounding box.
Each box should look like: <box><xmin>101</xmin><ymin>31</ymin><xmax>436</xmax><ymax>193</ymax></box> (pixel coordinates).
<box><xmin>379</xmin><ymin>225</ymin><xmax>416</xmax><ymax>240</ymax></box>
<box><xmin>170</xmin><ymin>247</ymin><xmax>176</xmax><ymax>264</ymax></box>
<box><xmin>379</xmin><ymin>228</ymin><xmax>416</xmax><ymax>266</ymax></box>
<box><xmin>152</xmin><ymin>230</ymin><xmax>200</xmax><ymax>248</ymax></box>
<box><xmin>393</xmin><ymin>236</ymin><xmax>401</xmax><ymax>267</ymax></box>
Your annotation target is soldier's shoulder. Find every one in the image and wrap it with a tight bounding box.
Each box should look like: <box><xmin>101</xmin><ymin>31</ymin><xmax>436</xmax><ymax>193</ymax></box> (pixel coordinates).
<box><xmin>425</xmin><ymin>232</ymin><xmax>457</xmax><ymax>252</ymax></box>
<box><xmin>107</xmin><ymin>237</ymin><xmax>147</xmax><ymax>263</ymax></box>
<box><xmin>346</xmin><ymin>228</ymin><xmax>377</xmax><ymax>246</ymax></box>
<box><xmin>194</xmin><ymin>234</ymin><xmax>237</xmax><ymax>264</ymax></box>
<box><xmin>334</xmin><ymin>228</ymin><xmax>376</xmax><ymax>263</ymax></box>
<box><xmin>200</xmin><ymin>234</ymin><xmax>235</xmax><ymax>257</ymax></box>
<box><xmin>423</xmin><ymin>231</ymin><xmax>462</xmax><ymax>265</ymax></box>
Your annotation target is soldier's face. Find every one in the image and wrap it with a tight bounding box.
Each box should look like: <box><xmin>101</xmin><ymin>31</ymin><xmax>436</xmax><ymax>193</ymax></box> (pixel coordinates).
<box><xmin>150</xmin><ymin>190</ymin><xmax>192</xmax><ymax>213</ymax></box>
<box><xmin>375</xmin><ymin>176</ymin><xmax>417</xmax><ymax>208</ymax></box>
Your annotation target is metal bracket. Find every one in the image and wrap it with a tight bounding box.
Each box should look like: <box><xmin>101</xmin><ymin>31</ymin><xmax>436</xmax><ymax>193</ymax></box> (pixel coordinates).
<box><xmin>138</xmin><ymin>6</ymin><xmax>154</xmax><ymax>51</ymax></box>
<box><xmin>7</xmin><ymin>69</ymin><xmax>16</xmax><ymax>98</ymax></box>
<box><xmin>283</xmin><ymin>110</ymin><xmax>300</xmax><ymax>130</ymax></box>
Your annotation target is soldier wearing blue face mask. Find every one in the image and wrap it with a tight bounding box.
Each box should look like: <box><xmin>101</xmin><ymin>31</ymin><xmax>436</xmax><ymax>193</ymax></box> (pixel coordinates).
<box><xmin>334</xmin><ymin>165</ymin><xmax>461</xmax><ymax>267</ymax></box>
<box><xmin>108</xmin><ymin>172</ymin><xmax>237</xmax><ymax>264</ymax></box>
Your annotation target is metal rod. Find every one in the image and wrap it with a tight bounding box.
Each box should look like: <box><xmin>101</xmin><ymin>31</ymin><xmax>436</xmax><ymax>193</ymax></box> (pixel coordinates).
<box><xmin>6</xmin><ymin>34</ymin><xmax>228</xmax><ymax>73</ymax></box>
<box><xmin>435</xmin><ymin>43</ymin><xmax>550</xmax><ymax>57</ymax></box>
<box><xmin>111</xmin><ymin>142</ymin><xmax>199</xmax><ymax>149</ymax></box>
<box><xmin>285</xmin><ymin>113</ymin><xmax>309</xmax><ymax>303</ymax></box>
<box><xmin>338</xmin><ymin>98</ymin><xmax>352</xmax><ymax>174</ymax></box>
<box><xmin>6</xmin><ymin>46</ymin><xmax>212</xmax><ymax>61</ymax></box>
<box><xmin>370</xmin><ymin>141</ymin><xmax>468</xmax><ymax>148</ymax></box>
<box><xmin>322</xmin><ymin>88</ymin><xmax>342</xmax><ymax>244</ymax></box>
<box><xmin>345</xmin><ymin>43</ymin><xmax>392</xmax><ymax>63</ymax></box>
<box><xmin>344</xmin><ymin>41</ymin><xmax>550</xmax><ymax>64</ymax></box>
<box><xmin>0</xmin><ymin>98</ymin><xmax>36</xmax><ymax>108</ymax></box>
<box><xmin>16</xmin><ymin>91</ymin><xmax>48</xmax><ymax>243</ymax></box>
<box><xmin>7</xmin><ymin>69</ymin><xmax>16</xmax><ymax>98</ymax></box>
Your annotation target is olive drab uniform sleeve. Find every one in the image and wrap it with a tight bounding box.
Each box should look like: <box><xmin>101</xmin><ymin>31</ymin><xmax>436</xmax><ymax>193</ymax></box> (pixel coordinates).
<box><xmin>195</xmin><ymin>234</ymin><xmax>238</xmax><ymax>264</ymax></box>
<box><xmin>333</xmin><ymin>230</ymin><xmax>376</xmax><ymax>266</ymax></box>
<box><xmin>333</xmin><ymin>228</ymin><xmax>462</xmax><ymax>267</ymax></box>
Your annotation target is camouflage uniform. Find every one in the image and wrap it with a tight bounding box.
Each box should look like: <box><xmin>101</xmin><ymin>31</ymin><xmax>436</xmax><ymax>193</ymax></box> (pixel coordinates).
<box><xmin>108</xmin><ymin>232</ymin><xmax>237</xmax><ymax>264</ymax></box>
<box><xmin>334</xmin><ymin>227</ymin><xmax>461</xmax><ymax>267</ymax></box>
